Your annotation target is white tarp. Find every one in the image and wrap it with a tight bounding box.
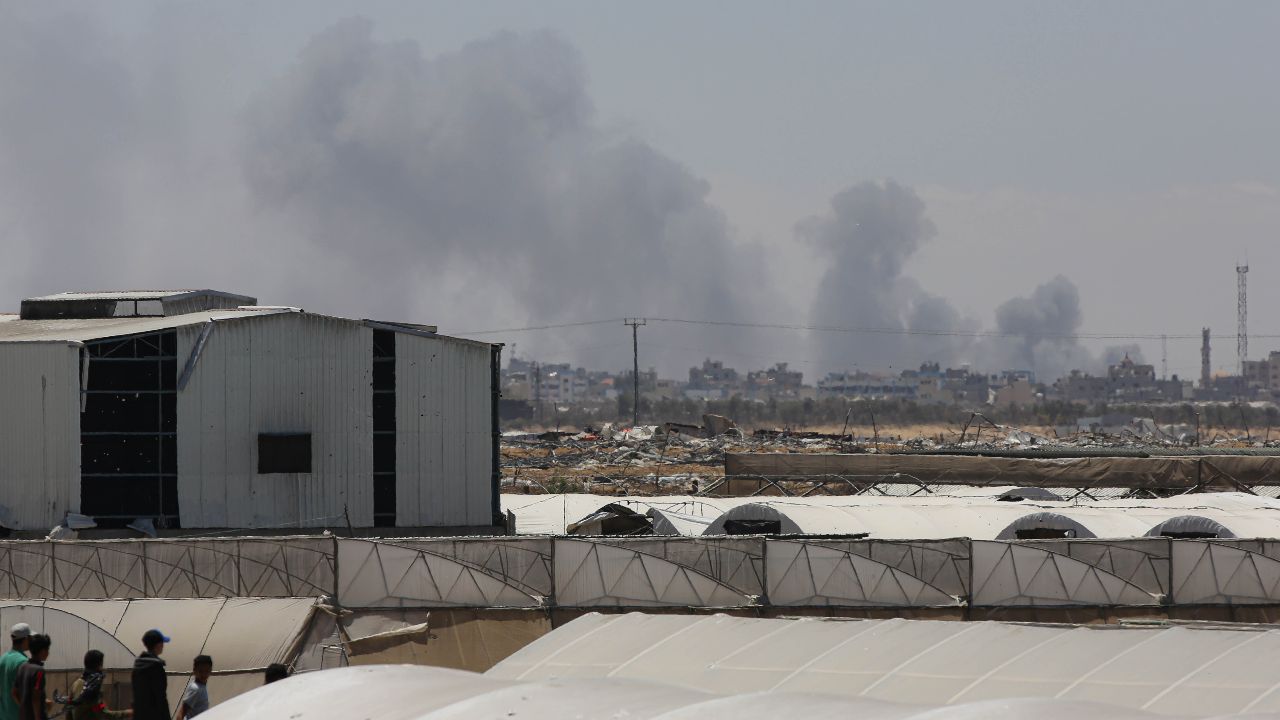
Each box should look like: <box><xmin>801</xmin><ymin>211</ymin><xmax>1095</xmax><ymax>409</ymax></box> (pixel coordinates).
<box><xmin>700</xmin><ymin>492</ymin><xmax>1280</xmax><ymax>540</ymax></box>
<box><xmin>500</xmin><ymin>494</ymin><xmax>747</xmax><ymax>535</ymax></box>
<box><xmin>0</xmin><ymin>597</ymin><xmax>316</xmax><ymax>671</ymax></box>
<box><xmin>490</xmin><ymin>613</ymin><xmax>1280</xmax><ymax>717</ymax></box>
<box><xmin>766</xmin><ymin>539</ymin><xmax>966</xmax><ymax>607</ymax></box>
<box><xmin>336</xmin><ymin>539</ymin><xmax>542</xmax><ymax>608</ymax></box>
<box><xmin>553</xmin><ymin>538</ymin><xmax>757</xmax><ymax>607</ymax></box>
<box><xmin>0</xmin><ymin>537</ymin><xmax>335</xmax><ymax>601</ymax></box>
<box><xmin>199</xmin><ymin>664</ymin><xmax>1280</xmax><ymax>720</ymax></box>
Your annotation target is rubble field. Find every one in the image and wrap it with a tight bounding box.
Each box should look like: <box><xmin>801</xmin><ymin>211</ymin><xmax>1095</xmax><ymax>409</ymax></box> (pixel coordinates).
<box><xmin>500</xmin><ymin>415</ymin><xmax>1278</xmax><ymax>497</ymax></box>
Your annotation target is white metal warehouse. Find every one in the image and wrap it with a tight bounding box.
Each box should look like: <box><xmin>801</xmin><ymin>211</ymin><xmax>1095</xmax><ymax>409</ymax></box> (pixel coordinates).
<box><xmin>0</xmin><ymin>290</ymin><xmax>500</xmax><ymax>533</ymax></box>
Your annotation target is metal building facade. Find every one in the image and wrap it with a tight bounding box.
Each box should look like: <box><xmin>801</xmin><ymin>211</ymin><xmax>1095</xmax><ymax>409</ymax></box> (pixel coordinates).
<box><xmin>176</xmin><ymin>312</ymin><xmax>376</xmax><ymax>529</ymax></box>
<box><xmin>395</xmin><ymin>332</ymin><xmax>496</xmax><ymax>527</ymax></box>
<box><xmin>0</xmin><ymin>342</ymin><xmax>82</xmax><ymax>529</ymax></box>
<box><xmin>0</xmin><ymin>293</ymin><xmax>499</xmax><ymax>533</ymax></box>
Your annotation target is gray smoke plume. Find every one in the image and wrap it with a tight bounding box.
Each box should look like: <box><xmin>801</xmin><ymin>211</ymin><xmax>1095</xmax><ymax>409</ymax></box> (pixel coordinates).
<box><xmin>991</xmin><ymin>275</ymin><xmax>1092</xmax><ymax>378</ymax></box>
<box><xmin>804</xmin><ymin>181</ymin><xmax>978</xmax><ymax>372</ymax></box>
<box><xmin>238</xmin><ymin>20</ymin><xmax>764</xmax><ymax>368</ymax></box>
<box><xmin>805</xmin><ymin>182</ymin><xmax>1124</xmax><ymax>380</ymax></box>
<box><xmin>0</xmin><ymin>8</ymin><xmax>1125</xmax><ymax>382</ymax></box>
<box><xmin>0</xmin><ymin>12</ymin><xmax>769</xmax><ymax>374</ymax></box>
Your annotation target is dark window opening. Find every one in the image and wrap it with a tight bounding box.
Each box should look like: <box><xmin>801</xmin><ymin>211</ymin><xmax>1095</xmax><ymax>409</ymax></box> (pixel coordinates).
<box><xmin>724</xmin><ymin>519</ymin><xmax>783</xmax><ymax>535</ymax></box>
<box><xmin>1015</xmin><ymin>527</ymin><xmax>1077</xmax><ymax>540</ymax></box>
<box><xmin>373</xmin><ymin>330</ymin><xmax>396</xmax><ymax>527</ymax></box>
<box><xmin>258</xmin><ymin>433</ymin><xmax>312</xmax><ymax>474</ymax></box>
<box><xmin>1159</xmin><ymin>531</ymin><xmax>1221</xmax><ymax>539</ymax></box>
<box><xmin>79</xmin><ymin>331</ymin><xmax>179</xmax><ymax>529</ymax></box>
<box><xmin>597</xmin><ymin>512</ymin><xmax>652</xmax><ymax>536</ymax></box>
<box><xmin>372</xmin><ymin>392</ymin><xmax>396</xmax><ymax>432</ymax></box>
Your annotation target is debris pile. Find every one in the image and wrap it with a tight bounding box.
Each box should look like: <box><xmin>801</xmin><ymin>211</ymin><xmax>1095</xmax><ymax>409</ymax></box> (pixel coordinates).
<box><xmin>501</xmin><ymin>413</ymin><xmax>1280</xmax><ymax>497</ymax></box>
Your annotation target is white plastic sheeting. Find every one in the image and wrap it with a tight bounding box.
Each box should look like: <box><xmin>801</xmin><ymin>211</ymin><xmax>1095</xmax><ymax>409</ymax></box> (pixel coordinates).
<box><xmin>0</xmin><ymin>604</ymin><xmax>133</xmax><ymax>670</ymax></box>
<box><xmin>766</xmin><ymin>539</ymin><xmax>968</xmax><ymax>607</ymax></box>
<box><xmin>704</xmin><ymin>497</ymin><xmax>1030</xmax><ymax>538</ymax></box>
<box><xmin>501</xmin><ymin>492</ymin><xmax>1280</xmax><ymax>540</ymax></box>
<box><xmin>491</xmin><ymin>613</ymin><xmax>1280</xmax><ymax>716</ymax></box>
<box><xmin>1170</xmin><ymin>540</ymin><xmax>1280</xmax><ymax>605</ymax></box>
<box><xmin>14</xmin><ymin>535</ymin><xmax>1280</xmax><ymax>609</ymax></box>
<box><xmin>0</xmin><ymin>537</ymin><xmax>334</xmax><ymax>600</ymax></box>
<box><xmin>337</xmin><ymin>538</ymin><xmax>543</xmax><ymax>608</ymax></box>
<box><xmin>554</xmin><ymin>538</ymin><xmax>760</xmax><ymax>607</ymax></box>
<box><xmin>700</xmin><ymin>493</ymin><xmax>1280</xmax><ymax>540</ymax></box>
<box><xmin>500</xmin><ymin>495</ymin><xmax>744</xmax><ymax>535</ymax></box>
<box><xmin>0</xmin><ymin>597</ymin><xmax>316</xmax><ymax>671</ymax></box>
<box><xmin>199</xmin><ymin>665</ymin><xmax>1263</xmax><ymax>720</ymax></box>
<box><xmin>971</xmin><ymin>541</ymin><xmax>1162</xmax><ymax>606</ymax></box>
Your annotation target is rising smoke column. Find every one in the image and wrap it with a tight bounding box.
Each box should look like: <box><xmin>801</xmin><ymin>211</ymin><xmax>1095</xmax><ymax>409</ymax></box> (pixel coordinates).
<box><xmin>989</xmin><ymin>275</ymin><xmax>1095</xmax><ymax>379</ymax></box>
<box><xmin>0</xmin><ymin>12</ymin><xmax>771</xmax><ymax>374</ymax></box>
<box><xmin>240</xmin><ymin>19</ymin><xmax>767</xmax><ymax>368</ymax></box>
<box><xmin>804</xmin><ymin>180</ymin><xmax>976</xmax><ymax>373</ymax></box>
<box><xmin>805</xmin><ymin>182</ymin><xmax>1130</xmax><ymax>379</ymax></box>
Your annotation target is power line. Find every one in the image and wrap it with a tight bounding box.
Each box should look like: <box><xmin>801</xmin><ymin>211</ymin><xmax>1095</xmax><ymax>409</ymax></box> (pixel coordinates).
<box><xmin>454</xmin><ymin>316</ymin><xmax>1280</xmax><ymax>342</ymax></box>
<box><xmin>457</xmin><ymin>318</ymin><xmax>623</xmax><ymax>335</ymax></box>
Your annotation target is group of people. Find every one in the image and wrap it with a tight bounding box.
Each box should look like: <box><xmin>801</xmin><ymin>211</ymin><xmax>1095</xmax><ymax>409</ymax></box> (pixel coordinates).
<box><xmin>0</xmin><ymin>622</ymin><xmax>271</xmax><ymax>720</ymax></box>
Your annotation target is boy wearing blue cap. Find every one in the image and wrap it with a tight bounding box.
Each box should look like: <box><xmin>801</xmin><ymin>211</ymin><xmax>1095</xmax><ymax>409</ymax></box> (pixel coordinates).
<box><xmin>130</xmin><ymin>630</ymin><xmax>168</xmax><ymax>720</ymax></box>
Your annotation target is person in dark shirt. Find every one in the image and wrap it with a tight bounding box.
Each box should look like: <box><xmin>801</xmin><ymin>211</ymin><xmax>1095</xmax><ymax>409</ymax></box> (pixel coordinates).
<box><xmin>13</xmin><ymin>634</ymin><xmax>50</xmax><ymax>720</ymax></box>
<box><xmin>68</xmin><ymin>650</ymin><xmax>131</xmax><ymax>720</ymax></box>
<box><xmin>130</xmin><ymin>630</ymin><xmax>169</xmax><ymax>720</ymax></box>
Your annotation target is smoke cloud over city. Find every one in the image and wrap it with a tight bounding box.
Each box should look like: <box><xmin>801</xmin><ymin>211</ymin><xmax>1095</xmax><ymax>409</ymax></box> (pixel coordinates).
<box><xmin>0</xmin><ymin>9</ymin><xmax>1134</xmax><ymax>380</ymax></box>
<box><xmin>805</xmin><ymin>182</ymin><xmax>1135</xmax><ymax>379</ymax></box>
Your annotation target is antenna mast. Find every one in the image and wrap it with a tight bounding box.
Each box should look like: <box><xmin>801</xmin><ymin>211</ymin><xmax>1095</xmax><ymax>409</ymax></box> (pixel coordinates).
<box><xmin>1238</xmin><ymin>263</ymin><xmax>1249</xmax><ymax>377</ymax></box>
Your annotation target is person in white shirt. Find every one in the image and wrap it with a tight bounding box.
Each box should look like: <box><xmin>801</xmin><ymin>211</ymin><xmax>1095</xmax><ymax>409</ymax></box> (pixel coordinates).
<box><xmin>174</xmin><ymin>656</ymin><xmax>211</xmax><ymax>719</ymax></box>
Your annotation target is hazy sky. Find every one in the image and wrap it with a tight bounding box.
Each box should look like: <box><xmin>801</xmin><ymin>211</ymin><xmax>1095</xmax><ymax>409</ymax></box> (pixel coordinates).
<box><xmin>3</xmin><ymin>1</ymin><xmax>1278</xmax><ymax>379</ymax></box>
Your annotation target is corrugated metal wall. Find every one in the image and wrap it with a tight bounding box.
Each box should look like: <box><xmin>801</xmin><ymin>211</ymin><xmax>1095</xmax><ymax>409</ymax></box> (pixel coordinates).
<box><xmin>395</xmin><ymin>334</ymin><xmax>494</xmax><ymax>527</ymax></box>
<box><xmin>176</xmin><ymin>314</ymin><xmax>374</xmax><ymax>528</ymax></box>
<box><xmin>0</xmin><ymin>343</ymin><xmax>81</xmax><ymax>529</ymax></box>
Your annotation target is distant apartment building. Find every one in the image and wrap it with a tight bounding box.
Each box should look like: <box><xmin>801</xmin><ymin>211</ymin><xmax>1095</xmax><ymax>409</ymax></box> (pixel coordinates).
<box><xmin>817</xmin><ymin>372</ymin><xmax>917</xmax><ymax>400</ymax></box>
<box><xmin>687</xmin><ymin>358</ymin><xmax>740</xmax><ymax>394</ymax></box>
<box><xmin>993</xmin><ymin>378</ymin><xmax>1035</xmax><ymax>409</ymax></box>
<box><xmin>1244</xmin><ymin>359</ymin><xmax>1270</xmax><ymax>389</ymax></box>
<box><xmin>1057</xmin><ymin>355</ymin><xmax>1184</xmax><ymax>404</ymax></box>
<box><xmin>746</xmin><ymin>362</ymin><xmax>804</xmax><ymax>399</ymax></box>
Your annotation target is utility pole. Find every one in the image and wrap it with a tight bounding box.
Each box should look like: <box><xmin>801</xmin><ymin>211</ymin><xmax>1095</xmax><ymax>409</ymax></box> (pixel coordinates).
<box><xmin>624</xmin><ymin>318</ymin><xmax>646</xmax><ymax>427</ymax></box>
<box><xmin>533</xmin><ymin>361</ymin><xmax>542</xmax><ymax>424</ymax></box>
<box><xmin>1201</xmin><ymin>328</ymin><xmax>1211</xmax><ymax>390</ymax></box>
<box><xmin>1161</xmin><ymin>334</ymin><xmax>1167</xmax><ymax>381</ymax></box>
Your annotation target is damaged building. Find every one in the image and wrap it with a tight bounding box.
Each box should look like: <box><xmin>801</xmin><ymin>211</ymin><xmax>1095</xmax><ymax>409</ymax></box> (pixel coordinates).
<box><xmin>0</xmin><ymin>290</ymin><xmax>500</xmax><ymax>534</ymax></box>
